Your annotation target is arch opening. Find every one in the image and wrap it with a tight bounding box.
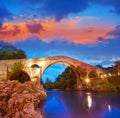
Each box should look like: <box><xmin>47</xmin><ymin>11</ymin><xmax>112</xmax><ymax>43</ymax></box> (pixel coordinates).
<box><xmin>9</xmin><ymin>70</ymin><xmax>31</xmax><ymax>83</ymax></box>
<box><xmin>41</xmin><ymin>62</ymin><xmax>82</xmax><ymax>90</ymax></box>
<box><xmin>31</xmin><ymin>64</ymin><xmax>40</xmax><ymax>69</ymax></box>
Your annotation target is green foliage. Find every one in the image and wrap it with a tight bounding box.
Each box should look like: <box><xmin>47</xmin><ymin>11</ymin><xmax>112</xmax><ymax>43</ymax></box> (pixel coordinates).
<box><xmin>106</xmin><ymin>67</ymin><xmax>118</xmax><ymax>75</ymax></box>
<box><xmin>10</xmin><ymin>70</ymin><xmax>30</xmax><ymax>83</ymax></box>
<box><xmin>107</xmin><ymin>75</ymin><xmax>120</xmax><ymax>85</ymax></box>
<box><xmin>10</xmin><ymin>62</ymin><xmax>30</xmax><ymax>83</ymax></box>
<box><xmin>0</xmin><ymin>45</ymin><xmax>26</xmax><ymax>60</ymax></box>
<box><xmin>91</xmin><ymin>75</ymin><xmax>120</xmax><ymax>93</ymax></box>
<box><xmin>43</xmin><ymin>67</ymin><xmax>77</xmax><ymax>90</ymax></box>
<box><xmin>115</xmin><ymin>60</ymin><xmax>120</xmax><ymax>73</ymax></box>
<box><xmin>93</xmin><ymin>82</ymin><xmax>117</xmax><ymax>92</ymax></box>
<box><xmin>10</xmin><ymin>62</ymin><xmax>24</xmax><ymax>74</ymax></box>
<box><xmin>43</xmin><ymin>78</ymin><xmax>53</xmax><ymax>89</ymax></box>
<box><xmin>96</xmin><ymin>64</ymin><xmax>104</xmax><ymax>68</ymax></box>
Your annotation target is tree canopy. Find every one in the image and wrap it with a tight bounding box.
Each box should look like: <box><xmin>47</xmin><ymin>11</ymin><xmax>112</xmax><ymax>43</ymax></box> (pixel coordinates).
<box><xmin>43</xmin><ymin>67</ymin><xmax>77</xmax><ymax>90</ymax></box>
<box><xmin>0</xmin><ymin>45</ymin><xmax>26</xmax><ymax>60</ymax></box>
<box><xmin>9</xmin><ymin>62</ymin><xmax>30</xmax><ymax>83</ymax></box>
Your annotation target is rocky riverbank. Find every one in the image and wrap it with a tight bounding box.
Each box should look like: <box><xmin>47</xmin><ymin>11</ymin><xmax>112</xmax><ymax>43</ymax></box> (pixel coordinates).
<box><xmin>0</xmin><ymin>80</ymin><xmax>46</xmax><ymax>118</ymax></box>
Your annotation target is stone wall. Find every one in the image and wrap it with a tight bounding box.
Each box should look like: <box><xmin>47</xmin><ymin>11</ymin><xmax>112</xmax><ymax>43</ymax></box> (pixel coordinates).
<box><xmin>0</xmin><ymin>56</ymin><xmax>104</xmax><ymax>84</ymax></box>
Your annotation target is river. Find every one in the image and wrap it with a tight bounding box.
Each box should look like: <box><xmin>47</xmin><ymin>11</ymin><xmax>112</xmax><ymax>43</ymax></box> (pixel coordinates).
<box><xmin>39</xmin><ymin>90</ymin><xmax>120</xmax><ymax>118</ymax></box>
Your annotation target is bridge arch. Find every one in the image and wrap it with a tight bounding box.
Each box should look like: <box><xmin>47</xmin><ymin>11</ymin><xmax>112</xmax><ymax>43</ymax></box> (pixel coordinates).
<box><xmin>40</xmin><ymin>60</ymin><xmax>83</xmax><ymax>89</ymax></box>
<box><xmin>0</xmin><ymin>56</ymin><xmax>104</xmax><ymax>89</ymax></box>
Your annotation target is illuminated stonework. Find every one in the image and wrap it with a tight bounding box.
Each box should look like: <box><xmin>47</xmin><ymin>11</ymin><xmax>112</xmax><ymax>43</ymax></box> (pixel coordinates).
<box><xmin>0</xmin><ymin>56</ymin><xmax>104</xmax><ymax>89</ymax></box>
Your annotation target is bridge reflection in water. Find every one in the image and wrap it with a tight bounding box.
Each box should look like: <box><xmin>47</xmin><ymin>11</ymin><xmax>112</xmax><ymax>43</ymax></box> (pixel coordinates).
<box><xmin>39</xmin><ymin>90</ymin><xmax>120</xmax><ymax>118</ymax></box>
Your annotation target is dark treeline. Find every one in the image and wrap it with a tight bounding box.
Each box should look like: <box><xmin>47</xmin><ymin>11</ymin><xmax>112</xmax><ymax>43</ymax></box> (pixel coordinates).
<box><xmin>42</xmin><ymin>67</ymin><xmax>77</xmax><ymax>90</ymax></box>
<box><xmin>0</xmin><ymin>45</ymin><xmax>26</xmax><ymax>60</ymax></box>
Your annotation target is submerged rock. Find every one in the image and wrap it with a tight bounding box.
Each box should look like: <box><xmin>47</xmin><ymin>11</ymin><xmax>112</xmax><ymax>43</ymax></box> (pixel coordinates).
<box><xmin>0</xmin><ymin>80</ymin><xmax>46</xmax><ymax>118</ymax></box>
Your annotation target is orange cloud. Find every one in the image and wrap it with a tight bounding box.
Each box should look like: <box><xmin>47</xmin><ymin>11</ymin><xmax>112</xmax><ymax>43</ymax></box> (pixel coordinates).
<box><xmin>40</xmin><ymin>18</ymin><xmax>114</xmax><ymax>44</ymax></box>
<box><xmin>0</xmin><ymin>18</ymin><xmax>114</xmax><ymax>44</ymax></box>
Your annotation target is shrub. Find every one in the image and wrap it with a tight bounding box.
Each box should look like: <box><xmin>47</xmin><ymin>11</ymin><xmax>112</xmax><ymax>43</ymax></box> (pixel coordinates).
<box><xmin>9</xmin><ymin>70</ymin><xmax>30</xmax><ymax>83</ymax></box>
<box><xmin>9</xmin><ymin>62</ymin><xmax>30</xmax><ymax>83</ymax></box>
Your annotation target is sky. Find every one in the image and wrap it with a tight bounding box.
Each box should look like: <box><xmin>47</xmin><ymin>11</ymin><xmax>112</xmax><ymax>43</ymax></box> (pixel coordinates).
<box><xmin>0</xmin><ymin>0</ymin><xmax>120</xmax><ymax>68</ymax></box>
<box><xmin>42</xmin><ymin>64</ymin><xmax>67</xmax><ymax>82</ymax></box>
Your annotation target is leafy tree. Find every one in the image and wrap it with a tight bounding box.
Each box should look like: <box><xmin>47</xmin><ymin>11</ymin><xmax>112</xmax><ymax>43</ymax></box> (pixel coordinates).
<box><xmin>106</xmin><ymin>67</ymin><xmax>118</xmax><ymax>75</ymax></box>
<box><xmin>115</xmin><ymin>60</ymin><xmax>120</xmax><ymax>74</ymax></box>
<box><xmin>0</xmin><ymin>45</ymin><xmax>26</xmax><ymax>60</ymax></box>
<box><xmin>10</xmin><ymin>62</ymin><xmax>24</xmax><ymax>74</ymax></box>
<box><xmin>43</xmin><ymin>67</ymin><xmax>77</xmax><ymax>90</ymax></box>
<box><xmin>9</xmin><ymin>62</ymin><xmax>30</xmax><ymax>83</ymax></box>
<box><xmin>96</xmin><ymin>64</ymin><xmax>104</xmax><ymax>69</ymax></box>
<box><xmin>15</xmin><ymin>49</ymin><xmax>26</xmax><ymax>59</ymax></box>
<box><xmin>44</xmin><ymin>78</ymin><xmax>53</xmax><ymax>89</ymax></box>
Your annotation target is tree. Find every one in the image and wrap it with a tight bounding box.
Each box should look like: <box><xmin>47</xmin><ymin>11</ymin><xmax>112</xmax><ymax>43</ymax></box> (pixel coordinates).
<box><xmin>55</xmin><ymin>67</ymin><xmax>77</xmax><ymax>89</ymax></box>
<box><xmin>115</xmin><ymin>61</ymin><xmax>120</xmax><ymax>74</ymax></box>
<box><xmin>106</xmin><ymin>67</ymin><xmax>118</xmax><ymax>75</ymax></box>
<box><xmin>9</xmin><ymin>62</ymin><xmax>30</xmax><ymax>83</ymax></box>
<box><xmin>15</xmin><ymin>49</ymin><xmax>26</xmax><ymax>59</ymax></box>
<box><xmin>0</xmin><ymin>45</ymin><xmax>26</xmax><ymax>60</ymax></box>
<box><xmin>44</xmin><ymin>78</ymin><xmax>53</xmax><ymax>89</ymax></box>
<box><xmin>42</xmin><ymin>67</ymin><xmax>77</xmax><ymax>90</ymax></box>
<box><xmin>10</xmin><ymin>62</ymin><xmax>24</xmax><ymax>74</ymax></box>
<box><xmin>96</xmin><ymin>64</ymin><xmax>104</xmax><ymax>69</ymax></box>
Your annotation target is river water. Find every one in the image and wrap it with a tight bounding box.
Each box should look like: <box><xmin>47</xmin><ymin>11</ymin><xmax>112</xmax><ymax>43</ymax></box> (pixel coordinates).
<box><xmin>39</xmin><ymin>90</ymin><xmax>120</xmax><ymax>118</ymax></box>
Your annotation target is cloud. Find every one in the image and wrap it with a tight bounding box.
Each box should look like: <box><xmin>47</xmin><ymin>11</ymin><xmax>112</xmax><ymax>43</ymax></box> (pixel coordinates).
<box><xmin>0</xmin><ymin>6</ymin><xmax>12</xmax><ymax>27</ymax></box>
<box><xmin>26</xmin><ymin>20</ymin><xmax>44</xmax><ymax>33</ymax></box>
<box><xmin>19</xmin><ymin>0</ymin><xmax>90</xmax><ymax>21</ymax></box>
<box><xmin>106</xmin><ymin>25</ymin><xmax>120</xmax><ymax>38</ymax></box>
<box><xmin>9</xmin><ymin>37</ymin><xmax>120</xmax><ymax>67</ymax></box>
<box><xmin>0</xmin><ymin>25</ymin><xmax>21</xmax><ymax>41</ymax></box>
<box><xmin>0</xmin><ymin>20</ymin><xmax>44</xmax><ymax>42</ymax></box>
<box><xmin>97</xmin><ymin>37</ymin><xmax>106</xmax><ymax>42</ymax></box>
<box><xmin>0</xmin><ymin>18</ymin><xmax>114</xmax><ymax>44</ymax></box>
<box><xmin>18</xmin><ymin>0</ymin><xmax>120</xmax><ymax>21</ymax></box>
<box><xmin>40</xmin><ymin>0</ymin><xmax>90</xmax><ymax>21</ymax></box>
<box><xmin>1</xmin><ymin>0</ymin><xmax>119</xmax><ymax>24</ymax></box>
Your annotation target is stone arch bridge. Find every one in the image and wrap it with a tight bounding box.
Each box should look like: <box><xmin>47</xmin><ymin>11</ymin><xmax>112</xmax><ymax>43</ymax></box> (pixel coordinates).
<box><xmin>0</xmin><ymin>56</ymin><xmax>103</xmax><ymax>89</ymax></box>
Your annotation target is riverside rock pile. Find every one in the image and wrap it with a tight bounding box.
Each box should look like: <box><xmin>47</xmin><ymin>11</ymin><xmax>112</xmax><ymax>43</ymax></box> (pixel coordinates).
<box><xmin>0</xmin><ymin>80</ymin><xmax>46</xmax><ymax>118</ymax></box>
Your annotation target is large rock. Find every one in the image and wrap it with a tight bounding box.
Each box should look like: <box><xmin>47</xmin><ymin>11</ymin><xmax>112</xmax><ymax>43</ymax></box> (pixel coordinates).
<box><xmin>0</xmin><ymin>80</ymin><xmax>46</xmax><ymax>118</ymax></box>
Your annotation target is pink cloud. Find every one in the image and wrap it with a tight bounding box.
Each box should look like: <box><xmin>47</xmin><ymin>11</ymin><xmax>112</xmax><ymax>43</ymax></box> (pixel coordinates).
<box><xmin>0</xmin><ymin>17</ymin><xmax>114</xmax><ymax>44</ymax></box>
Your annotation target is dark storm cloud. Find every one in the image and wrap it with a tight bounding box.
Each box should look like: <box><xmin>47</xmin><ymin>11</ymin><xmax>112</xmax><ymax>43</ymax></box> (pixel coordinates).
<box><xmin>19</xmin><ymin>0</ymin><xmax>90</xmax><ymax>21</ymax></box>
<box><xmin>106</xmin><ymin>25</ymin><xmax>120</xmax><ymax>38</ymax></box>
<box><xmin>40</xmin><ymin>0</ymin><xmax>90</xmax><ymax>21</ymax></box>
<box><xmin>18</xmin><ymin>0</ymin><xmax>120</xmax><ymax>21</ymax></box>
<box><xmin>26</xmin><ymin>21</ymin><xmax>44</xmax><ymax>33</ymax></box>
<box><xmin>0</xmin><ymin>6</ymin><xmax>12</xmax><ymax>27</ymax></box>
